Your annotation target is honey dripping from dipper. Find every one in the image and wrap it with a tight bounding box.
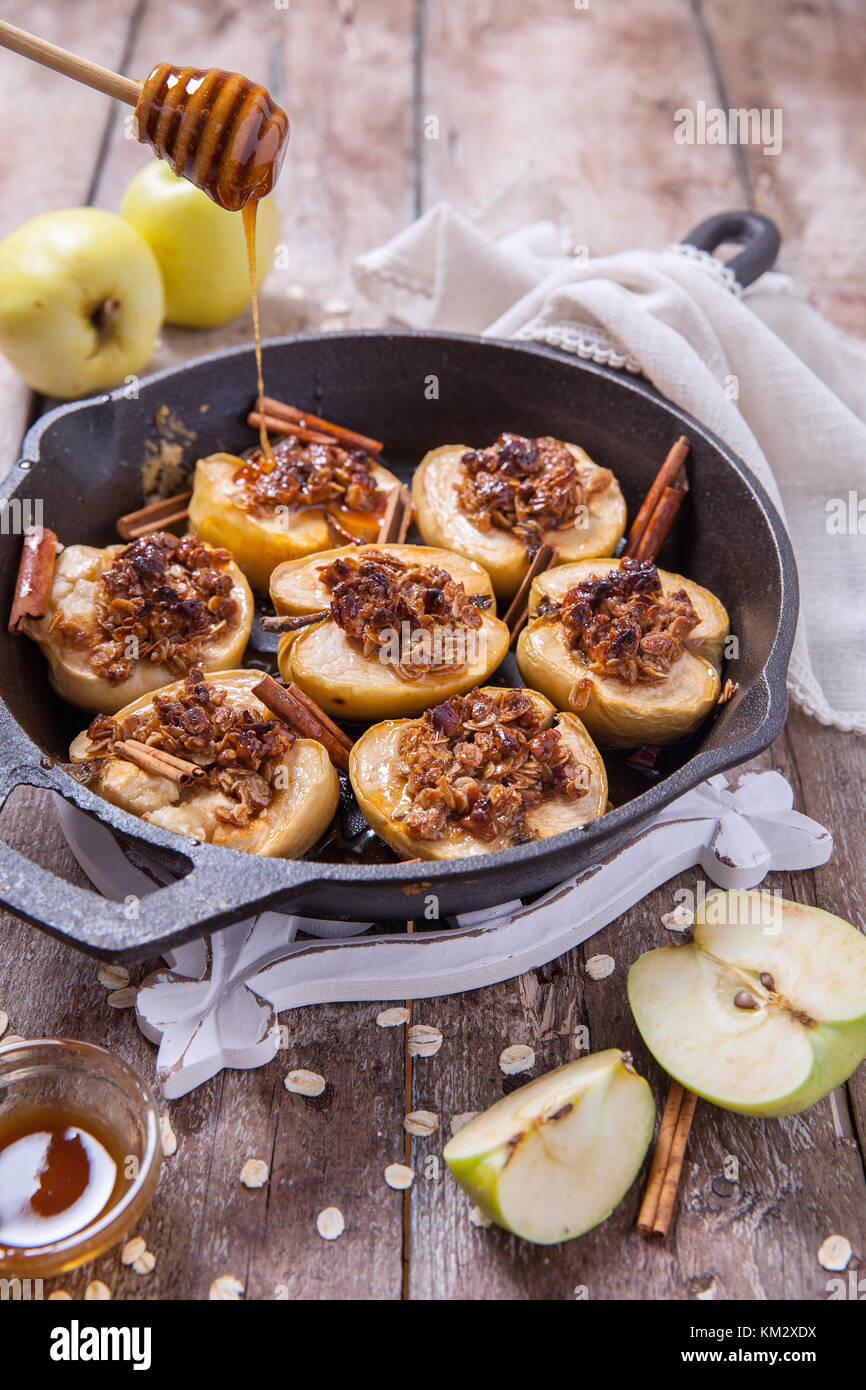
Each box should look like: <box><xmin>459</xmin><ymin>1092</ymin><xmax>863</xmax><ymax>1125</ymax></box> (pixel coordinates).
<box><xmin>133</xmin><ymin>64</ymin><xmax>290</xmax><ymax>460</ymax></box>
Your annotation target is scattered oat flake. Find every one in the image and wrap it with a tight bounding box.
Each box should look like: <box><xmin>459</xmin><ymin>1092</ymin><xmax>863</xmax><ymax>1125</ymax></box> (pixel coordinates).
<box><xmin>407</xmin><ymin>1024</ymin><xmax>442</xmax><ymax>1057</ymax></box>
<box><xmin>385</xmin><ymin>1163</ymin><xmax>415</xmax><ymax>1190</ymax></box>
<box><xmin>209</xmin><ymin>1274</ymin><xmax>244</xmax><ymax>1301</ymax></box>
<box><xmin>159</xmin><ymin>1114</ymin><xmax>177</xmax><ymax>1157</ymax></box>
<box><xmin>85</xmin><ymin>1280</ymin><xmax>112</xmax><ymax>1301</ymax></box>
<box><xmin>499</xmin><ymin>1044</ymin><xmax>535</xmax><ymax>1075</ymax></box>
<box><xmin>450</xmin><ymin>1111</ymin><xmax>480</xmax><ymax>1135</ymax></box>
<box><xmin>1</xmin><ymin>1035</ymin><xmax>25</xmax><ymax>1046</ymax></box>
<box><xmin>121</xmin><ymin>1236</ymin><xmax>146</xmax><ymax>1266</ymax></box>
<box><xmin>240</xmin><ymin>1157</ymin><xmax>269</xmax><ymax>1189</ymax></box>
<box><xmin>818</xmin><ymin>1235</ymin><xmax>852</xmax><ymax>1271</ymax></box>
<box><xmin>133</xmin><ymin>1250</ymin><xmax>156</xmax><ymax>1275</ymax></box>
<box><xmin>98</xmin><ymin>963</ymin><xmax>130</xmax><ymax>990</ymax></box>
<box><xmin>661</xmin><ymin>903</ymin><xmax>694</xmax><ymax>931</ymax></box>
<box><xmin>107</xmin><ymin>987</ymin><xmax>138</xmax><ymax>1009</ymax></box>
<box><xmin>404</xmin><ymin>1110</ymin><xmax>439</xmax><ymax>1137</ymax></box>
<box><xmin>284</xmin><ymin>1068</ymin><xmax>326</xmax><ymax>1096</ymax></box>
<box><xmin>376</xmin><ymin>1006</ymin><xmax>410</xmax><ymax>1028</ymax></box>
<box><xmin>316</xmin><ymin>1206</ymin><xmax>345</xmax><ymax>1240</ymax></box>
<box><xmin>585</xmin><ymin>953</ymin><xmax>616</xmax><ymax>981</ymax></box>
<box><xmin>0</xmin><ymin>1010</ymin><xmax>7</xmax><ymax>1038</ymax></box>
<box><xmin>324</xmin><ymin>296</ymin><xmax>352</xmax><ymax>317</ymax></box>
<box><xmin>469</xmin><ymin>1205</ymin><xmax>492</xmax><ymax>1229</ymax></box>
<box><xmin>48</xmin><ymin>1290</ymin><xmax>72</xmax><ymax>1300</ymax></box>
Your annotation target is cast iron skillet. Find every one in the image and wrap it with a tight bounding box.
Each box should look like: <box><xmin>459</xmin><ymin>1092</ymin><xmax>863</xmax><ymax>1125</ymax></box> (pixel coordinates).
<box><xmin>0</xmin><ymin>211</ymin><xmax>795</xmax><ymax>960</ymax></box>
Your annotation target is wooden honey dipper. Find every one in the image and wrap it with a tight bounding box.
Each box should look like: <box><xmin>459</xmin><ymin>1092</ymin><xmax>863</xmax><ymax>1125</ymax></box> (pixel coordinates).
<box><xmin>0</xmin><ymin>21</ymin><xmax>289</xmax><ymax>211</ymax></box>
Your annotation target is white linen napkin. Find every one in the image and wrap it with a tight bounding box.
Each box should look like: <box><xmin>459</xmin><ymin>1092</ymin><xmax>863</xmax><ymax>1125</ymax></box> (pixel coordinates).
<box><xmin>354</xmin><ymin>176</ymin><xmax>866</xmax><ymax>735</ymax></box>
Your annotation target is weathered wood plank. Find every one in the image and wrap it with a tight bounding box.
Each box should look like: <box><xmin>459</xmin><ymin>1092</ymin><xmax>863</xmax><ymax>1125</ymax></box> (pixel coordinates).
<box><xmin>419</xmin><ymin>0</ymin><xmax>745</xmax><ymax>258</ymax></box>
<box><xmin>701</xmin><ymin>0</ymin><xmax>866</xmax><ymax>336</ymax></box>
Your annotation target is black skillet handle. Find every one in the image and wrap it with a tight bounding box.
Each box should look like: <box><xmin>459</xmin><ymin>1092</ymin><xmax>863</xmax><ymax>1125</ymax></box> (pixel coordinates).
<box><xmin>0</xmin><ymin>762</ymin><xmax>325</xmax><ymax>960</ymax></box>
<box><xmin>681</xmin><ymin>211</ymin><xmax>781</xmax><ymax>289</ymax></box>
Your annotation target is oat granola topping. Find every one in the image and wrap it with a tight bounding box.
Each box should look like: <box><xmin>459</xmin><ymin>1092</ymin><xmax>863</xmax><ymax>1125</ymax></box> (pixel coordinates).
<box><xmin>52</xmin><ymin>533</ymin><xmax>241</xmax><ymax>684</ymax></box>
<box><xmin>318</xmin><ymin>549</ymin><xmax>490</xmax><ymax>679</ymax></box>
<box><xmin>86</xmin><ymin>673</ymin><xmax>295</xmax><ymax>827</ymax></box>
<box><xmin>235</xmin><ymin>435</ymin><xmax>385</xmax><ymax>518</ymax></box>
<box><xmin>458</xmin><ymin>433</ymin><xmax>613</xmax><ymax>552</ymax></box>
<box><xmin>546</xmin><ymin>559</ymin><xmax>700</xmax><ymax>688</ymax></box>
<box><xmin>396</xmin><ymin>687</ymin><xmax>589</xmax><ymax>845</ymax></box>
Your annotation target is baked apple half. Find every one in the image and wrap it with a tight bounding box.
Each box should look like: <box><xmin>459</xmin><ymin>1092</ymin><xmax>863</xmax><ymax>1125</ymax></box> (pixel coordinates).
<box><xmin>270</xmin><ymin>544</ymin><xmax>510</xmax><ymax>719</ymax></box>
<box><xmin>70</xmin><ymin>669</ymin><xmax>339</xmax><ymax>856</ymax></box>
<box><xmin>517</xmin><ymin>556</ymin><xmax>729</xmax><ymax>747</ymax></box>
<box><xmin>188</xmin><ymin>436</ymin><xmax>402</xmax><ymax>590</ymax></box>
<box><xmin>412</xmin><ymin>433</ymin><xmax>626</xmax><ymax>599</ymax></box>
<box><xmin>21</xmin><ymin>532</ymin><xmax>254</xmax><ymax>715</ymax></box>
<box><xmin>350</xmin><ymin>685</ymin><xmax>608</xmax><ymax>860</ymax></box>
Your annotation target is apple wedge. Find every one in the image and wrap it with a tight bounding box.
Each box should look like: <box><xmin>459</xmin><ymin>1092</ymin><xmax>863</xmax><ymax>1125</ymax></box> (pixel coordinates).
<box><xmin>444</xmin><ymin>1051</ymin><xmax>655</xmax><ymax>1244</ymax></box>
<box><xmin>188</xmin><ymin>451</ymin><xmax>403</xmax><ymax>592</ymax></box>
<box><xmin>22</xmin><ymin>536</ymin><xmax>254</xmax><ymax>715</ymax></box>
<box><xmin>271</xmin><ymin>545</ymin><xmax>509</xmax><ymax>720</ymax></box>
<box><xmin>349</xmin><ymin>686</ymin><xmax>607</xmax><ymax>859</ymax></box>
<box><xmin>628</xmin><ymin>890</ymin><xmax>866</xmax><ymax>1116</ymax></box>
<box><xmin>70</xmin><ymin>670</ymin><xmax>339</xmax><ymax>856</ymax></box>
<box><xmin>517</xmin><ymin>557</ymin><xmax>728</xmax><ymax>747</ymax></box>
<box><xmin>412</xmin><ymin>441</ymin><xmax>626</xmax><ymax>599</ymax></box>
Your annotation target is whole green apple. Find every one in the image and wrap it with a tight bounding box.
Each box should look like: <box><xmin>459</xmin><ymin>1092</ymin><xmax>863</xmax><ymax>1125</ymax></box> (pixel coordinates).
<box><xmin>120</xmin><ymin>162</ymin><xmax>280</xmax><ymax>329</ymax></box>
<box><xmin>444</xmin><ymin>1049</ymin><xmax>655</xmax><ymax>1244</ymax></box>
<box><xmin>0</xmin><ymin>207</ymin><xmax>164</xmax><ymax>399</ymax></box>
<box><xmin>628</xmin><ymin>890</ymin><xmax>866</xmax><ymax>1116</ymax></box>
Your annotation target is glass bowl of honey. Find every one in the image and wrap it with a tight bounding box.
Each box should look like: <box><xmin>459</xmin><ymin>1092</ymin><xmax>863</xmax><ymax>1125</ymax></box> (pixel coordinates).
<box><xmin>0</xmin><ymin>1038</ymin><xmax>161</xmax><ymax>1277</ymax></box>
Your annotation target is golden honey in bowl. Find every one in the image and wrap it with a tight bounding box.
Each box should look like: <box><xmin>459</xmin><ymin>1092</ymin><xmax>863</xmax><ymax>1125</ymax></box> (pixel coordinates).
<box><xmin>0</xmin><ymin>1104</ymin><xmax>124</xmax><ymax>1249</ymax></box>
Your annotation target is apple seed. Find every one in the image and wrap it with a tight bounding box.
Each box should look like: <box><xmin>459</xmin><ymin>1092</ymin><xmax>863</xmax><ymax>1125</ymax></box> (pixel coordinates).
<box><xmin>733</xmin><ymin>990</ymin><xmax>759</xmax><ymax>1010</ymax></box>
<box><xmin>759</xmin><ymin>972</ymin><xmax>776</xmax><ymax>991</ymax></box>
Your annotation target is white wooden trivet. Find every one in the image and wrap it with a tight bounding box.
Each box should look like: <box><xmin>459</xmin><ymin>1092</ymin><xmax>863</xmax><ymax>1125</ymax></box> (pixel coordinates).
<box><xmin>55</xmin><ymin>768</ymin><xmax>832</xmax><ymax>1098</ymax></box>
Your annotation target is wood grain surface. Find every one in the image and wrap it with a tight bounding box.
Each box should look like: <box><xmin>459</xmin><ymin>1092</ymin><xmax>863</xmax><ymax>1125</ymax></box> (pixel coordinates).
<box><xmin>0</xmin><ymin>0</ymin><xmax>863</xmax><ymax>1301</ymax></box>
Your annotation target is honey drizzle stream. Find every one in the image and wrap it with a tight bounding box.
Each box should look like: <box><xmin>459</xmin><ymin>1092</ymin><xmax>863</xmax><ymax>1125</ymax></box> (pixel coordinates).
<box><xmin>242</xmin><ymin>199</ymin><xmax>272</xmax><ymax>463</ymax></box>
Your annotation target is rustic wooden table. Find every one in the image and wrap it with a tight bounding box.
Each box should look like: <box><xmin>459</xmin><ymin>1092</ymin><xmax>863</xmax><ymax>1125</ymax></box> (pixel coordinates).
<box><xmin>1</xmin><ymin>0</ymin><xmax>864</xmax><ymax>1301</ymax></box>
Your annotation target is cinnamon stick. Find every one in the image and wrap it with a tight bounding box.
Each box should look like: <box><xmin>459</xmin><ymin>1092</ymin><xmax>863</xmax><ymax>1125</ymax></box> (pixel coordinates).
<box><xmin>114</xmin><ymin>740</ymin><xmax>201</xmax><ymax>786</ymax></box>
<box><xmin>652</xmin><ymin>1087</ymin><xmax>698</xmax><ymax>1237</ymax></box>
<box><xmin>377</xmin><ymin>485</ymin><xmax>412</xmax><ymax>544</ymax></box>
<box><xmin>503</xmin><ymin>543</ymin><xmax>558</xmax><ymax>643</ymax></box>
<box><xmin>251</xmin><ymin>673</ymin><xmax>351</xmax><ymax>772</ymax></box>
<box><xmin>284</xmin><ymin>680</ymin><xmax>354</xmax><ymax>753</ymax></box>
<box><xmin>8</xmin><ymin>527</ymin><xmax>58</xmax><ymax>632</ymax></box>
<box><xmin>622</xmin><ymin>435</ymin><xmax>690</xmax><ymax>558</ymax></box>
<box><xmin>631</xmin><ymin>483</ymin><xmax>688</xmax><ymax>563</ymax></box>
<box><xmin>259</xmin><ymin>398</ymin><xmax>384</xmax><ymax>455</ymax></box>
<box><xmin>260</xmin><ymin>609</ymin><xmax>330</xmax><ymax>632</ymax></box>
<box><xmin>117</xmin><ymin>492</ymin><xmax>192</xmax><ymax>541</ymax></box>
<box><xmin>120</xmin><ymin>739</ymin><xmax>206</xmax><ymax>780</ymax></box>
<box><xmin>636</xmin><ymin>1080</ymin><xmax>684</xmax><ymax>1235</ymax></box>
<box><xmin>246</xmin><ymin>411</ymin><xmax>337</xmax><ymax>447</ymax></box>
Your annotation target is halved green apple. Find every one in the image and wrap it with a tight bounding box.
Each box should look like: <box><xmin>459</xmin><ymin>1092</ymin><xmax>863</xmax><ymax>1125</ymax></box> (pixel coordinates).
<box><xmin>188</xmin><ymin>451</ymin><xmax>403</xmax><ymax>591</ymax></box>
<box><xmin>628</xmin><ymin>890</ymin><xmax>866</xmax><ymax>1116</ymax></box>
<box><xmin>444</xmin><ymin>1050</ymin><xmax>655</xmax><ymax>1244</ymax></box>
<box><xmin>69</xmin><ymin>670</ymin><xmax>339</xmax><ymax>856</ymax></box>
<box><xmin>412</xmin><ymin>443</ymin><xmax>626</xmax><ymax>599</ymax></box>
<box><xmin>349</xmin><ymin>687</ymin><xmax>607</xmax><ymax>859</ymax></box>
<box><xmin>271</xmin><ymin>545</ymin><xmax>509</xmax><ymax>720</ymax></box>
<box><xmin>22</xmin><ymin>540</ymin><xmax>254</xmax><ymax>715</ymax></box>
<box><xmin>517</xmin><ymin>557</ymin><xmax>729</xmax><ymax>747</ymax></box>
